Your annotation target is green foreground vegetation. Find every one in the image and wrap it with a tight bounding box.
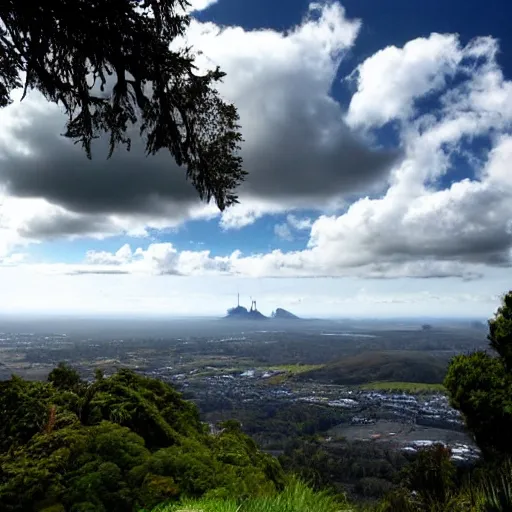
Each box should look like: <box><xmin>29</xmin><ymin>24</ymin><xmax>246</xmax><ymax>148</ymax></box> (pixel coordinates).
<box><xmin>0</xmin><ymin>367</ymin><xmax>284</xmax><ymax>511</ymax></box>
<box><xmin>146</xmin><ymin>478</ymin><xmax>350</xmax><ymax>512</ymax></box>
<box><xmin>360</xmin><ymin>382</ymin><xmax>446</xmax><ymax>394</ymax></box>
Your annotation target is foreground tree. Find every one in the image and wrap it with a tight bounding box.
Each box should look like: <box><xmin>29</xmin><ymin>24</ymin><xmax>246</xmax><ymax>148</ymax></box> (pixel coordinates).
<box><xmin>0</xmin><ymin>0</ymin><xmax>246</xmax><ymax>209</ymax></box>
<box><xmin>0</xmin><ymin>366</ymin><xmax>284</xmax><ymax>511</ymax></box>
<box><xmin>378</xmin><ymin>444</ymin><xmax>458</xmax><ymax>512</ymax></box>
<box><xmin>444</xmin><ymin>291</ymin><xmax>512</xmax><ymax>459</ymax></box>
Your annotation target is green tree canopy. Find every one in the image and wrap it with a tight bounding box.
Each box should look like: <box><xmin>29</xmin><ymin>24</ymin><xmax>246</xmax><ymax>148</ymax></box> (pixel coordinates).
<box><xmin>48</xmin><ymin>362</ymin><xmax>83</xmax><ymax>392</ymax></box>
<box><xmin>444</xmin><ymin>291</ymin><xmax>512</xmax><ymax>459</ymax></box>
<box><xmin>0</xmin><ymin>0</ymin><xmax>246</xmax><ymax>210</ymax></box>
<box><xmin>0</xmin><ymin>366</ymin><xmax>284</xmax><ymax>512</ymax></box>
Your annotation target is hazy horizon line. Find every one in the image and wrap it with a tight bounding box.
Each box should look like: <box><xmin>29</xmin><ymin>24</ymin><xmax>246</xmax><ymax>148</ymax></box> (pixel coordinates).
<box><xmin>0</xmin><ymin>312</ymin><xmax>489</xmax><ymax>322</ymax></box>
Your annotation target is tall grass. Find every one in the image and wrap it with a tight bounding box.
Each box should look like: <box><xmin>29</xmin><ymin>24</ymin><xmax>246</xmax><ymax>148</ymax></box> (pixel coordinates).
<box><xmin>148</xmin><ymin>478</ymin><xmax>352</xmax><ymax>512</ymax></box>
<box><xmin>145</xmin><ymin>461</ymin><xmax>512</xmax><ymax>512</ymax></box>
<box><xmin>376</xmin><ymin>459</ymin><xmax>512</xmax><ymax>512</ymax></box>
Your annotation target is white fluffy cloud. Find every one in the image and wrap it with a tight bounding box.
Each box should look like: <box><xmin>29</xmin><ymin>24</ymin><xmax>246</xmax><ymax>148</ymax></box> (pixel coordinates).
<box><xmin>184</xmin><ymin>3</ymin><xmax>398</xmax><ymax>226</ymax></box>
<box><xmin>186</xmin><ymin>0</ymin><xmax>219</xmax><ymax>13</ymax></box>
<box><xmin>346</xmin><ymin>33</ymin><xmax>463</xmax><ymax>128</ymax></box>
<box><xmin>80</xmin><ymin>242</ymin><xmax>235</xmax><ymax>276</ymax></box>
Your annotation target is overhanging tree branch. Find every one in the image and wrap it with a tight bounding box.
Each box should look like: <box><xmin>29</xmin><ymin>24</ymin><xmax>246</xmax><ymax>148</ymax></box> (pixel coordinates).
<box><xmin>0</xmin><ymin>0</ymin><xmax>246</xmax><ymax>209</ymax></box>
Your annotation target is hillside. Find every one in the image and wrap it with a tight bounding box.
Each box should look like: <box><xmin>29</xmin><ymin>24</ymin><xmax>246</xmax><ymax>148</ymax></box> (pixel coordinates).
<box><xmin>225</xmin><ymin>306</ymin><xmax>268</xmax><ymax>320</ymax></box>
<box><xmin>272</xmin><ymin>308</ymin><xmax>300</xmax><ymax>320</ymax></box>
<box><xmin>0</xmin><ymin>364</ymin><xmax>284</xmax><ymax>512</ymax></box>
<box><xmin>298</xmin><ymin>351</ymin><xmax>448</xmax><ymax>385</ymax></box>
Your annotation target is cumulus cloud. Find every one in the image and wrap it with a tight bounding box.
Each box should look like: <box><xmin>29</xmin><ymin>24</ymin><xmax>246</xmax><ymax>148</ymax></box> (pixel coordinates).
<box><xmin>68</xmin><ymin>32</ymin><xmax>512</xmax><ymax>281</ymax></box>
<box><xmin>346</xmin><ymin>33</ymin><xmax>463</xmax><ymax>128</ymax></box>
<box><xmin>187</xmin><ymin>4</ymin><xmax>398</xmax><ymax>225</ymax></box>
<box><xmin>79</xmin><ymin>242</ymin><xmax>236</xmax><ymax>276</ymax></box>
<box><xmin>185</xmin><ymin>0</ymin><xmax>219</xmax><ymax>13</ymax></box>
<box><xmin>85</xmin><ymin>244</ymin><xmax>133</xmax><ymax>265</ymax></box>
<box><xmin>313</xmin><ymin>33</ymin><xmax>512</xmax><ymax>278</ymax></box>
<box><xmin>38</xmin><ymin>240</ymin><xmax>485</xmax><ymax>281</ymax></box>
<box><xmin>0</xmin><ymin>94</ymin><xmax>208</xmax><ymax>230</ymax></box>
<box><xmin>0</xmin><ymin>253</ymin><xmax>27</xmax><ymax>266</ymax></box>
<box><xmin>300</xmin><ymin>137</ymin><xmax>512</xmax><ymax>274</ymax></box>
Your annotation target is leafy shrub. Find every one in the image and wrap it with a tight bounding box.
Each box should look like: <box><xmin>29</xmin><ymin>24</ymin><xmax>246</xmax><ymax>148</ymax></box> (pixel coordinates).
<box><xmin>0</xmin><ymin>366</ymin><xmax>284</xmax><ymax>512</ymax></box>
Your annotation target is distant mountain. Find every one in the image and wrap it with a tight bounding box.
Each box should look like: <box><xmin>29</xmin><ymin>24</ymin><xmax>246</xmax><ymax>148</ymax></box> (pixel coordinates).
<box><xmin>247</xmin><ymin>309</ymin><xmax>268</xmax><ymax>320</ymax></box>
<box><xmin>226</xmin><ymin>305</ymin><xmax>249</xmax><ymax>318</ymax></box>
<box><xmin>272</xmin><ymin>308</ymin><xmax>300</xmax><ymax>320</ymax></box>
<box><xmin>225</xmin><ymin>305</ymin><xmax>268</xmax><ymax>320</ymax></box>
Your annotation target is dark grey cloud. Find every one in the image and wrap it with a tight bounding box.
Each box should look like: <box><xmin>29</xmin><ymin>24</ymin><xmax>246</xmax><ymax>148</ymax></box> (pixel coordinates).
<box><xmin>360</xmin><ymin>261</ymin><xmax>484</xmax><ymax>281</ymax></box>
<box><xmin>17</xmin><ymin>210</ymin><xmax>116</xmax><ymax>239</ymax></box>
<box><xmin>0</xmin><ymin>88</ymin><xmax>398</xmax><ymax>239</ymax></box>
<box><xmin>239</xmin><ymin>91</ymin><xmax>399</xmax><ymax>201</ymax></box>
<box><xmin>0</xmin><ymin>106</ymin><xmax>200</xmax><ymax>216</ymax></box>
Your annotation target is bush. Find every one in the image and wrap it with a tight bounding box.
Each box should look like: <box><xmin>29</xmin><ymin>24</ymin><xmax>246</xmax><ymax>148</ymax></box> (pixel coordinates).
<box><xmin>0</xmin><ymin>366</ymin><xmax>284</xmax><ymax>512</ymax></box>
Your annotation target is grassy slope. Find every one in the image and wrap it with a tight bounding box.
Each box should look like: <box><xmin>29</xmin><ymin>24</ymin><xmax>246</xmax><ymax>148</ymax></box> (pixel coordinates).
<box><xmin>359</xmin><ymin>381</ymin><xmax>446</xmax><ymax>394</ymax></box>
<box><xmin>147</xmin><ymin>479</ymin><xmax>354</xmax><ymax>512</ymax></box>
<box><xmin>262</xmin><ymin>364</ymin><xmax>324</xmax><ymax>385</ymax></box>
<box><xmin>299</xmin><ymin>351</ymin><xmax>448</xmax><ymax>385</ymax></box>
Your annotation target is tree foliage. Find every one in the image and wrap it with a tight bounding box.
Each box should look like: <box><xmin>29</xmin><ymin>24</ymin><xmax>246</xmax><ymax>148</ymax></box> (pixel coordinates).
<box><xmin>0</xmin><ymin>365</ymin><xmax>284</xmax><ymax>511</ymax></box>
<box><xmin>0</xmin><ymin>0</ymin><xmax>246</xmax><ymax>209</ymax></box>
<box><xmin>400</xmin><ymin>444</ymin><xmax>456</xmax><ymax>508</ymax></box>
<box><xmin>444</xmin><ymin>291</ymin><xmax>512</xmax><ymax>459</ymax></box>
<box><xmin>376</xmin><ymin>446</ymin><xmax>512</xmax><ymax>512</ymax></box>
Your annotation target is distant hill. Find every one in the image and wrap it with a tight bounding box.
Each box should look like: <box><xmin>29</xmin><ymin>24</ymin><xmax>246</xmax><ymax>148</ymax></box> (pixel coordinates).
<box><xmin>225</xmin><ymin>306</ymin><xmax>300</xmax><ymax>320</ymax></box>
<box><xmin>225</xmin><ymin>305</ymin><xmax>268</xmax><ymax>320</ymax></box>
<box><xmin>272</xmin><ymin>308</ymin><xmax>300</xmax><ymax>320</ymax></box>
<box><xmin>298</xmin><ymin>350</ymin><xmax>448</xmax><ymax>385</ymax></box>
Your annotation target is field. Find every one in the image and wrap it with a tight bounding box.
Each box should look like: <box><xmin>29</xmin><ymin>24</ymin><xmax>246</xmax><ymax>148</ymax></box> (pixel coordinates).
<box><xmin>360</xmin><ymin>381</ymin><xmax>446</xmax><ymax>394</ymax></box>
<box><xmin>267</xmin><ymin>364</ymin><xmax>324</xmax><ymax>374</ymax></box>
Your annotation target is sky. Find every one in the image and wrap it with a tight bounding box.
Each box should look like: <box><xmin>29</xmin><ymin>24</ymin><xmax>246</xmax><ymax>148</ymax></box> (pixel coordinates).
<box><xmin>0</xmin><ymin>0</ymin><xmax>511</xmax><ymax>318</ymax></box>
